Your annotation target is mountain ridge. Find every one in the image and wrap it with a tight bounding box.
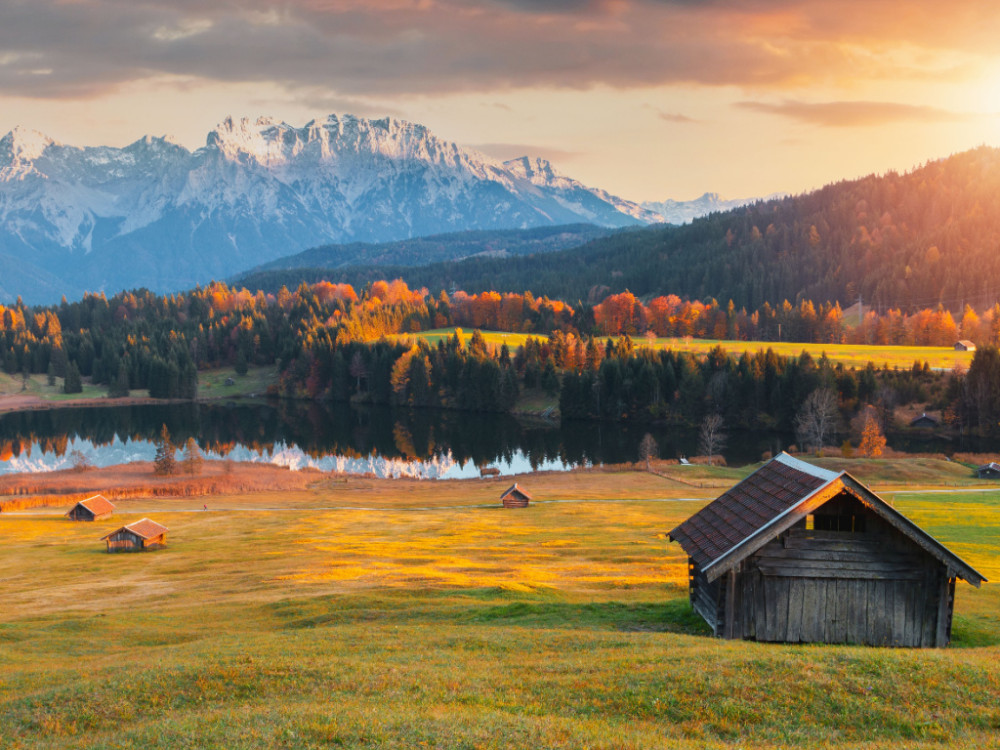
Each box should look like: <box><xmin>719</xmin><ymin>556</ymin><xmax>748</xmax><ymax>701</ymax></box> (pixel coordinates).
<box><xmin>237</xmin><ymin>146</ymin><xmax>1000</xmax><ymax>312</ymax></box>
<box><xmin>0</xmin><ymin>114</ymin><xmax>655</xmax><ymax>303</ymax></box>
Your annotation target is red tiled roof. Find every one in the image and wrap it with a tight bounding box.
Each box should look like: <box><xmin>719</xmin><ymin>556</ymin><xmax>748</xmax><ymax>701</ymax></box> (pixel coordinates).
<box><xmin>78</xmin><ymin>494</ymin><xmax>115</xmax><ymax>516</ymax></box>
<box><xmin>669</xmin><ymin>453</ymin><xmax>837</xmax><ymax>568</ymax></box>
<box><xmin>101</xmin><ymin>518</ymin><xmax>168</xmax><ymax>541</ymax></box>
<box><xmin>125</xmin><ymin>518</ymin><xmax>168</xmax><ymax>539</ymax></box>
<box><xmin>501</xmin><ymin>483</ymin><xmax>532</xmax><ymax>500</ymax></box>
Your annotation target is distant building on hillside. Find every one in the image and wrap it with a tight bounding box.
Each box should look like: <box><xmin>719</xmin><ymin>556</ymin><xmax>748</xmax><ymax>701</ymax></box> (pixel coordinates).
<box><xmin>955</xmin><ymin>340</ymin><xmax>976</xmax><ymax>351</ymax></box>
<box><xmin>909</xmin><ymin>413</ymin><xmax>940</xmax><ymax>429</ymax></box>
<box><xmin>669</xmin><ymin>452</ymin><xmax>985</xmax><ymax>647</ymax></box>
<box><xmin>500</xmin><ymin>483</ymin><xmax>531</xmax><ymax>508</ymax></box>
<box><xmin>66</xmin><ymin>495</ymin><xmax>115</xmax><ymax>522</ymax></box>
<box><xmin>101</xmin><ymin>518</ymin><xmax>168</xmax><ymax>552</ymax></box>
<box><xmin>976</xmin><ymin>462</ymin><xmax>1000</xmax><ymax>479</ymax></box>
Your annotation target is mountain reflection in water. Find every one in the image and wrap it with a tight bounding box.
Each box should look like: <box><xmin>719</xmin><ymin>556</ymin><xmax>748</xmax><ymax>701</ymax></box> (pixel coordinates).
<box><xmin>1</xmin><ymin>400</ymin><xmax>989</xmax><ymax>478</ymax></box>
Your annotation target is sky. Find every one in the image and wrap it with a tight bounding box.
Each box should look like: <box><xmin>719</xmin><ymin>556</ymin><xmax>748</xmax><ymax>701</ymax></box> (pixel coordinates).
<box><xmin>2</xmin><ymin>0</ymin><xmax>1000</xmax><ymax>202</ymax></box>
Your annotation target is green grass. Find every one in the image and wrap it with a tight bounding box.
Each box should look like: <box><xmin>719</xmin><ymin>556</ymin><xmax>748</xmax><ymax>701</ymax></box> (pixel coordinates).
<box><xmin>397</xmin><ymin>329</ymin><xmax>974</xmax><ymax>370</ymax></box>
<box><xmin>0</xmin><ymin>365</ymin><xmax>278</xmax><ymax>405</ymax></box>
<box><xmin>1</xmin><ymin>468</ymin><xmax>999</xmax><ymax>748</ymax></box>
<box><xmin>0</xmin><ymin>371</ymin><xmax>132</xmax><ymax>401</ymax></box>
<box><xmin>197</xmin><ymin>365</ymin><xmax>279</xmax><ymax>399</ymax></box>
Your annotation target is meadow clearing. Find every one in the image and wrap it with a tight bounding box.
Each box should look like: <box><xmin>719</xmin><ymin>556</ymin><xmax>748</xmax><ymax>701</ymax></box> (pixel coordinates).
<box><xmin>396</xmin><ymin>329</ymin><xmax>975</xmax><ymax>371</ymax></box>
<box><xmin>1</xmin><ymin>458</ymin><xmax>999</xmax><ymax>749</ymax></box>
<box><xmin>0</xmin><ymin>366</ymin><xmax>276</xmax><ymax>415</ymax></box>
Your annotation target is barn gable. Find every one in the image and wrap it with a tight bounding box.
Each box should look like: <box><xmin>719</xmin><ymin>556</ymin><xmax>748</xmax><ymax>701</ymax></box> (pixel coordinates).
<box><xmin>66</xmin><ymin>494</ymin><xmax>116</xmax><ymax>521</ymax></box>
<box><xmin>500</xmin><ymin>483</ymin><xmax>531</xmax><ymax>508</ymax></box>
<box><xmin>100</xmin><ymin>518</ymin><xmax>169</xmax><ymax>552</ymax></box>
<box><xmin>669</xmin><ymin>453</ymin><xmax>985</xmax><ymax>646</ymax></box>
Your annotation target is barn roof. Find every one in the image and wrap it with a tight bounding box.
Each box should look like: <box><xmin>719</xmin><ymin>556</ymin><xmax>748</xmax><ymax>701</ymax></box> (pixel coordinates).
<box><xmin>100</xmin><ymin>518</ymin><xmax>168</xmax><ymax>541</ymax></box>
<box><xmin>669</xmin><ymin>452</ymin><xmax>985</xmax><ymax>587</ymax></box>
<box><xmin>501</xmin><ymin>483</ymin><xmax>531</xmax><ymax>500</ymax></box>
<box><xmin>977</xmin><ymin>462</ymin><xmax>1000</xmax><ymax>472</ymax></box>
<box><xmin>67</xmin><ymin>494</ymin><xmax>115</xmax><ymax>517</ymax></box>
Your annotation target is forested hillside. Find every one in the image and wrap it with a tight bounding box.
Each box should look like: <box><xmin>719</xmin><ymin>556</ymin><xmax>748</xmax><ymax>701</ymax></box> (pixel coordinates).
<box><xmin>245</xmin><ymin>147</ymin><xmax>1000</xmax><ymax>311</ymax></box>
<box><xmin>240</xmin><ymin>224</ymin><xmax>615</xmax><ymax>275</ymax></box>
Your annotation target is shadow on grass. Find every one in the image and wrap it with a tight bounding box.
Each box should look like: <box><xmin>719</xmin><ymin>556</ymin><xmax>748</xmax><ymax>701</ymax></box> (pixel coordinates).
<box><xmin>272</xmin><ymin>587</ymin><xmax>711</xmax><ymax>636</ymax></box>
<box><xmin>950</xmin><ymin>615</ymin><xmax>1000</xmax><ymax>648</ymax></box>
<box><xmin>468</xmin><ymin>598</ymin><xmax>711</xmax><ymax>635</ymax></box>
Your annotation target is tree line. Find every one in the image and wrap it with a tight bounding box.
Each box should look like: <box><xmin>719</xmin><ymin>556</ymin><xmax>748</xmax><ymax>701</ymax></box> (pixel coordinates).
<box><xmin>2</xmin><ymin>279</ymin><xmax>1000</xmax><ymax>435</ymax></box>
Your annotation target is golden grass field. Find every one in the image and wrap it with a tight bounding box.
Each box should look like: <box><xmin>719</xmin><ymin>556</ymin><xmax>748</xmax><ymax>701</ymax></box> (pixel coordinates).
<box><xmin>398</xmin><ymin>329</ymin><xmax>976</xmax><ymax>371</ymax></box>
<box><xmin>1</xmin><ymin>458</ymin><xmax>999</xmax><ymax>749</ymax></box>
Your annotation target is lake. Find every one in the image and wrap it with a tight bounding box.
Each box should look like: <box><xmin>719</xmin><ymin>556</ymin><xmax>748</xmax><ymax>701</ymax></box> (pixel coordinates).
<box><xmin>0</xmin><ymin>400</ymin><xmax>992</xmax><ymax>478</ymax></box>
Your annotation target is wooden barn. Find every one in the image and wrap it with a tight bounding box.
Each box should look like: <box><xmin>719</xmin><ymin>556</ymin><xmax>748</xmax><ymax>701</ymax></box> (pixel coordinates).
<box><xmin>977</xmin><ymin>462</ymin><xmax>1000</xmax><ymax>479</ymax></box>
<box><xmin>955</xmin><ymin>340</ymin><xmax>976</xmax><ymax>352</ymax></box>
<box><xmin>501</xmin><ymin>483</ymin><xmax>531</xmax><ymax>508</ymax></box>
<box><xmin>65</xmin><ymin>494</ymin><xmax>115</xmax><ymax>522</ymax></box>
<box><xmin>669</xmin><ymin>453</ymin><xmax>985</xmax><ymax>647</ymax></box>
<box><xmin>100</xmin><ymin>518</ymin><xmax>169</xmax><ymax>553</ymax></box>
<box><xmin>909</xmin><ymin>412</ymin><xmax>939</xmax><ymax>429</ymax></box>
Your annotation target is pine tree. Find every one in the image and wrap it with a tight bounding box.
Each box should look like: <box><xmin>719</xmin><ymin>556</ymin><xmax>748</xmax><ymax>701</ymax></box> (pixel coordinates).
<box><xmin>858</xmin><ymin>410</ymin><xmax>886</xmax><ymax>458</ymax></box>
<box><xmin>182</xmin><ymin>437</ymin><xmax>203</xmax><ymax>475</ymax></box>
<box><xmin>63</xmin><ymin>362</ymin><xmax>82</xmax><ymax>394</ymax></box>
<box><xmin>153</xmin><ymin>424</ymin><xmax>176</xmax><ymax>475</ymax></box>
<box><xmin>108</xmin><ymin>361</ymin><xmax>130</xmax><ymax>398</ymax></box>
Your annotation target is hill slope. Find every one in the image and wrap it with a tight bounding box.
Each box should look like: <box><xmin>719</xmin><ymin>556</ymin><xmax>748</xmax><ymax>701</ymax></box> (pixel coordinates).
<box><xmin>240</xmin><ymin>224</ymin><xmax>616</xmax><ymax>277</ymax></box>
<box><xmin>246</xmin><ymin>147</ymin><xmax>1000</xmax><ymax>310</ymax></box>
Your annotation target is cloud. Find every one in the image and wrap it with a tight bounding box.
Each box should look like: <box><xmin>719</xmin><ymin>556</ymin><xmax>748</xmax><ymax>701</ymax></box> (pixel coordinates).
<box><xmin>737</xmin><ymin>100</ymin><xmax>972</xmax><ymax>127</ymax></box>
<box><xmin>467</xmin><ymin>142</ymin><xmax>581</xmax><ymax>163</ymax></box>
<box><xmin>0</xmin><ymin>0</ymin><xmax>998</xmax><ymax>101</ymax></box>
<box><xmin>658</xmin><ymin>111</ymin><xmax>699</xmax><ymax>124</ymax></box>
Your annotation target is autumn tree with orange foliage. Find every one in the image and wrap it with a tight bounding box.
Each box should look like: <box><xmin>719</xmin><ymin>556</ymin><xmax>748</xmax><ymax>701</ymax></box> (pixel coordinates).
<box><xmin>858</xmin><ymin>409</ymin><xmax>886</xmax><ymax>458</ymax></box>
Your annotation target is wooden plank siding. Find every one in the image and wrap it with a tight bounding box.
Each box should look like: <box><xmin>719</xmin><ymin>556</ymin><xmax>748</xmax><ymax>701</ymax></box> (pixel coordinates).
<box><xmin>719</xmin><ymin>525</ymin><xmax>951</xmax><ymax>647</ymax></box>
<box><xmin>671</xmin><ymin>453</ymin><xmax>985</xmax><ymax>648</ymax></box>
<box><xmin>689</xmin><ymin>560</ymin><xmax>724</xmax><ymax>634</ymax></box>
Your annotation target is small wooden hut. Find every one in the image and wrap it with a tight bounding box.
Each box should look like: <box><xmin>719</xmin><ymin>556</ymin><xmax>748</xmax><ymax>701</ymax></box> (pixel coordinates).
<box><xmin>909</xmin><ymin>412</ymin><xmax>939</xmax><ymax>429</ymax></box>
<box><xmin>955</xmin><ymin>340</ymin><xmax>976</xmax><ymax>352</ymax></box>
<box><xmin>66</xmin><ymin>494</ymin><xmax>116</xmax><ymax>521</ymax></box>
<box><xmin>669</xmin><ymin>453</ymin><xmax>985</xmax><ymax>647</ymax></box>
<box><xmin>501</xmin><ymin>483</ymin><xmax>531</xmax><ymax>508</ymax></box>
<box><xmin>100</xmin><ymin>518</ymin><xmax>169</xmax><ymax>553</ymax></box>
<box><xmin>976</xmin><ymin>462</ymin><xmax>1000</xmax><ymax>479</ymax></box>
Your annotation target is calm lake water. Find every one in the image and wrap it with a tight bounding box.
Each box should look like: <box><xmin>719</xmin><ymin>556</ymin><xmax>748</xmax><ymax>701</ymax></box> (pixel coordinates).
<box><xmin>0</xmin><ymin>400</ymin><xmax>993</xmax><ymax>478</ymax></box>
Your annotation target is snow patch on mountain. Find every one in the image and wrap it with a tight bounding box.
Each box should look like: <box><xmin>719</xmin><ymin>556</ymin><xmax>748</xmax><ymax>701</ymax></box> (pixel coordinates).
<box><xmin>0</xmin><ymin>114</ymin><xmax>660</xmax><ymax>302</ymax></box>
<box><xmin>642</xmin><ymin>192</ymin><xmax>783</xmax><ymax>225</ymax></box>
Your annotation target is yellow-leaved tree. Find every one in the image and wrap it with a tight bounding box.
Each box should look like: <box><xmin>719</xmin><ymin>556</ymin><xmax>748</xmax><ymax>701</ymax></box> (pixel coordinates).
<box><xmin>858</xmin><ymin>409</ymin><xmax>886</xmax><ymax>458</ymax></box>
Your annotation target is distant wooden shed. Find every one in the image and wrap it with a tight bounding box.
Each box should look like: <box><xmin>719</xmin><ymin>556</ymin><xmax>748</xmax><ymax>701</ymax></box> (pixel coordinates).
<box><xmin>909</xmin><ymin>412</ymin><xmax>939</xmax><ymax>429</ymax></box>
<box><xmin>100</xmin><ymin>518</ymin><xmax>169</xmax><ymax>553</ymax></box>
<box><xmin>501</xmin><ymin>483</ymin><xmax>531</xmax><ymax>508</ymax></box>
<box><xmin>976</xmin><ymin>462</ymin><xmax>1000</xmax><ymax>479</ymax></box>
<box><xmin>955</xmin><ymin>340</ymin><xmax>976</xmax><ymax>351</ymax></box>
<box><xmin>669</xmin><ymin>453</ymin><xmax>985</xmax><ymax>647</ymax></box>
<box><xmin>66</xmin><ymin>494</ymin><xmax>116</xmax><ymax>522</ymax></box>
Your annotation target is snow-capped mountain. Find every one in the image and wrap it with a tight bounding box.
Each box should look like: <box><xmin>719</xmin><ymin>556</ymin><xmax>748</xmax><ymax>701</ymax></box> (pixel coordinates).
<box><xmin>0</xmin><ymin>115</ymin><xmax>654</xmax><ymax>303</ymax></box>
<box><xmin>642</xmin><ymin>193</ymin><xmax>776</xmax><ymax>225</ymax></box>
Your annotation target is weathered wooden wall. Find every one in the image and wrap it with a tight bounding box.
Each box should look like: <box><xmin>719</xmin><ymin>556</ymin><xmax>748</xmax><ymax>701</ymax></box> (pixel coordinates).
<box><xmin>688</xmin><ymin>557</ymin><xmax>723</xmax><ymax>633</ymax></box>
<box><xmin>502</xmin><ymin>494</ymin><xmax>529</xmax><ymax>508</ymax></box>
<box><xmin>691</xmin><ymin>495</ymin><xmax>956</xmax><ymax>646</ymax></box>
<box><xmin>105</xmin><ymin>529</ymin><xmax>143</xmax><ymax>553</ymax></box>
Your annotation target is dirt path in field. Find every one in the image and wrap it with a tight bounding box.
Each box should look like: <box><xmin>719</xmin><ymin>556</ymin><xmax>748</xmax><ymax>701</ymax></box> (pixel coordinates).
<box><xmin>2</xmin><ymin>496</ymin><xmax>711</xmax><ymax>516</ymax></box>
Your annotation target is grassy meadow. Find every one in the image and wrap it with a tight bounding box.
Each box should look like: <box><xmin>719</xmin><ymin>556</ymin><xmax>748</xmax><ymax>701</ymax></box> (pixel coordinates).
<box><xmin>396</xmin><ymin>328</ymin><xmax>975</xmax><ymax>371</ymax></box>
<box><xmin>1</xmin><ymin>462</ymin><xmax>1000</xmax><ymax>749</ymax></box>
